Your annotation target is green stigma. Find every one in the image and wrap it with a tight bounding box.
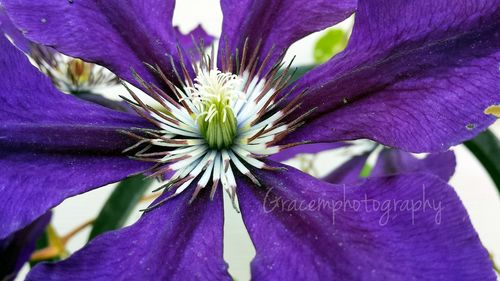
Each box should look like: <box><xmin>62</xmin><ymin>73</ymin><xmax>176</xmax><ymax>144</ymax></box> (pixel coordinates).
<box><xmin>197</xmin><ymin>97</ymin><xmax>238</xmax><ymax>149</ymax></box>
<box><xmin>189</xmin><ymin>69</ymin><xmax>242</xmax><ymax>149</ymax></box>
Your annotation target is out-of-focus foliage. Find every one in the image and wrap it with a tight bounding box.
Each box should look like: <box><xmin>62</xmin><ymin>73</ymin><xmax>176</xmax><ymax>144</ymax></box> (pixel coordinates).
<box><xmin>464</xmin><ymin>130</ymin><xmax>500</xmax><ymax>194</ymax></box>
<box><xmin>313</xmin><ymin>28</ymin><xmax>348</xmax><ymax>64</ymax></box>
<box><xmin>88</xmin><ymin>175</ymin><xmax>152</xmax><ymax>241</ymax></box>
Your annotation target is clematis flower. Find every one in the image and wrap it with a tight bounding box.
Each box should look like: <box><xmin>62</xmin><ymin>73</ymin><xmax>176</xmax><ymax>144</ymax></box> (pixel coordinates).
<box><xmin>0</xmin><ymin>0</ymin><xmax>499</xmax><ymax>280</ymax></box>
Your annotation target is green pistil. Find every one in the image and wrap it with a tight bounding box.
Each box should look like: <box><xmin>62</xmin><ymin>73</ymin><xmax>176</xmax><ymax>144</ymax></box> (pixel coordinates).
<box><xmin>198</xmin><ymin>98</ymin><xmax>238</xmax><ymax>149</ymax></box>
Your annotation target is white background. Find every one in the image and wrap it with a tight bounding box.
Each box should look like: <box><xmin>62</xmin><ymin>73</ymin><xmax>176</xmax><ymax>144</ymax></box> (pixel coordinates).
<box><xmin>17</xmin><ymin>1</ymin><xmax>500</xmax><ymax>280</ymax></box>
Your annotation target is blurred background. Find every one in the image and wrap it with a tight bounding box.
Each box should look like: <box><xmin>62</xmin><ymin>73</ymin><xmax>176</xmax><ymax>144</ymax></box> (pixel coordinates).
<box><xmin>15</xmin><ymin>0</ymin><xmax>500</xmax><ymax>280</ymax></box>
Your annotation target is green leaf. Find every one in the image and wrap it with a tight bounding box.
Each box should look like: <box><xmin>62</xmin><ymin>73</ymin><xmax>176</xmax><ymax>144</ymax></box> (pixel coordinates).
<box><xmin>275</xmin><ymin>65</ymin><xmax>315</xmax><ymax>85</ymax></box>
<box><xmin>288</xmin><ymin>65</ymin><xmax>315</xmax><ymax>83</ymax></box>
<box><xmin>464</xmin><ymin>129</ymin><xmax>500</xmax><ymax>193</ymax></box>
<box><xmin>313</xmin><ymin>29</ymin><xmax>348</xmax><ymax>64</ymax></box>
<box><xmin>88</xmin><ymin>175</ymin><xmax>152</xmax><ymax>241</ymax></box>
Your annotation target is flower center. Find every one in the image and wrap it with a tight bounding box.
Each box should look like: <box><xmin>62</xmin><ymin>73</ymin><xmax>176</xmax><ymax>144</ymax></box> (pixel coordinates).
<box><xmin>121</xmin><ymin>44</ymin><xmax>311</xmax><ymax>210</ymax></box>
<box><xmin>30</xmin><ymin>46</ymin><xmax>118</xmax><ymax>94</ymax></box>
<box><xmin>188</xmin><ymin>70</ymin><xmax>240</xmax><ymax>149</ymax></box>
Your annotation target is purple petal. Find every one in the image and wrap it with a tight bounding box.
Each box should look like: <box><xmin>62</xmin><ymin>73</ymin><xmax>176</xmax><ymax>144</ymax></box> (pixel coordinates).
<box><xmin>0</xmin><ymin>151</ymin><xmax>150</xmax><ymax>239</ymax></box>
<box><xmin>322</xmin><ymin>153</ymin><xmax>369</xmax><ymax>184</ymax></box>
<box><xmin>175</xmin><ymin>24</ymin><xmax>215</xmax><ymax>57</ymax></box>
<box><xmin>0</xmin><ymin>35</ymin><xmax>151</xmax><ymax>238</ymax></box>
<box><xmin>371</xmin><ymin>149</ymin><xmax>456</xmax><ymax>182</ymax></box>
<box><xmin>219</xmin><ymin>0</ymin><xmax>356</xmax><ymax>73</ymax></box>
<box><xmin>285</xmin><ymin>0</ymin><xmax>500</xmax><ymax>152</ymax></box>
<box><xmin>27</xmin><ymin>189</ymin><xmax>230</xmax><ymax>281</ymax></box>
<box><xmin>237</xmin><ymin>163</ymin><xmax>495</xmax><ymax>280</ymax></box>
<box><xmin>1</xmin><ymin>0</ymin><xmax>181</xmax><ymax>88</ymax></box>
<box><xmin>269</xmin><ymin>142</ymin><xmax>348</xmax><ymax>162</ymax></box>
<box><xmin>323</xmin><ymin>149</ymin><xmax>456</xmax><ymax>185</ymax></box>
<box><xmin>0</xmin><ymin>212</ymin><xmax>51</xmax><ymax>281</ymax></box>
<box><xmin>0</xmin><ymin>34</ymin><xmax>151</xmax><ymax>153</ymax></box>
<box><xmin>0</xmin><ymin>5</ymin><xmax>30</xmax><ymax>52</ymax></box>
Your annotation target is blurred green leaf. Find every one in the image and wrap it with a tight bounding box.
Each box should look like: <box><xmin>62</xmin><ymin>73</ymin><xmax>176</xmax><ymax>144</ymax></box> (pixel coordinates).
<box><xmin>88</xmin><ymin>175</ymin><xmax>152</xmax><ymax>241</ymax></box>
<box><xmin>289</xmin><ymin>65</ymin><xmax>315</xmax><ymax>83</ymax></box>
<box><xmin>464</xmin><ymin>129</ymin><xmax>500</xmax><ymax>194</ymax></box>
<box><xmin>276</xmin><ymin>65</ymin><xmax>314</xmax><ymax>85</ymax></box>
<box><xmin>359</xmin><ymin>164</ymin><xmax>373</xmax><ymax>178</ymax></box>
<box><xmin>313</xmin><ymin>29</ymin><xmax>348</xmax><ymax>64</ymax></box>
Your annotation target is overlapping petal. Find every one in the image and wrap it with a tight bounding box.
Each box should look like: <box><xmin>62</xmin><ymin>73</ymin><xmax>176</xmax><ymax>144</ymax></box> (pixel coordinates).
<box><xmin>0</xmin><ymin>0</ymin><xmax>181</xmax><ymax>88</ymax></box>
<box><xmin>0</xmin><ymin>212</ymin><xmax>51</xmax><ymax>281</ymax></box>
<box><xmin>237</xmin><ymin>163</ymin><xmax>495</xmax><ymax>280</ymax></box>
<box><xmin>372</xmin><ymin>149</ymin><xmax>456</xmax><ymax>181</ymax></box>
<box><xmin>175</xmin><ymin>24</ymin><xmax>214</xmax><ymax>57</ymax></box>
<box><xmin>0</xmin><ymin>5</ymin><xmax>30</xmax><ymax>52</ymax></box>
<box><xmin>219</xmin><ymin>0</ymin><xmax>356</xmax><ymax>73</ymax></box>
<box><xmin>269</xmin><ymin>142</ymin><xmax>347</xmax><ymax>162</ymax></box>
<box><xmin>323</xmin><ymin>153</ymin><xmax>370</xmax><ymax>184</ymax></box>
<box><xmin>0</xmin><ymin>35</ymin><xmax>151</xmax><ymax>238</ymax></box>
<box><xmin>27</xmin><ymin>189</ymin><xmax>230</xmax><ymax>281</ymax></box>
<box><xmin>324</xmin><ymin>149</ymin><xmax>456</xmax><ymax>184</ymax></box>
<box><xmin>285</xmin><ymin>0</ymin><xmax>500</xmax><ymax>152</ymax></box>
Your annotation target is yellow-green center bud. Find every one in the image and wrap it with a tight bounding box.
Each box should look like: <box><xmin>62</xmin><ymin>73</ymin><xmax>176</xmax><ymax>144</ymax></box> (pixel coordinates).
<box><xmin>198</xmin><ymin>98</ymin><xmax>238</xmax><ymax>149</ymax></box>
<box><xmin>190</xmin><ymin>70</ymin><xmax>242</xmax><ymax>150</ymax></box>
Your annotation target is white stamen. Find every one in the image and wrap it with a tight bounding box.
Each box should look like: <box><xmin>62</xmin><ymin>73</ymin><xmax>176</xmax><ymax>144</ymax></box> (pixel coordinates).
<box><xmin>128</xmin><ymin>60</ymin><xmax>300</xmax><ymax>208</ymax></box>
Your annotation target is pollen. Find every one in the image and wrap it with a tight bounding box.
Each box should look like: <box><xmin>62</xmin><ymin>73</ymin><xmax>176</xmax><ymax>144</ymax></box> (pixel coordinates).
<box><xmin>68</xmin><ymin>59</ymin><xmax>92</xmax><ymax>85</ymax></box>
<box><xmin>484</xmin><ymin>105</ymin><xmax>500</xmax><ymax>117</ymax></box>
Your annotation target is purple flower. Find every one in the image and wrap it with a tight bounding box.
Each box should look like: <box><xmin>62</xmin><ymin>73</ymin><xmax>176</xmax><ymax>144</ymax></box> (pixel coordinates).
<box><xmin>0</xmin><ymin>0</ymin><xmax>499</xmax><ymax>280</ymax></box>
